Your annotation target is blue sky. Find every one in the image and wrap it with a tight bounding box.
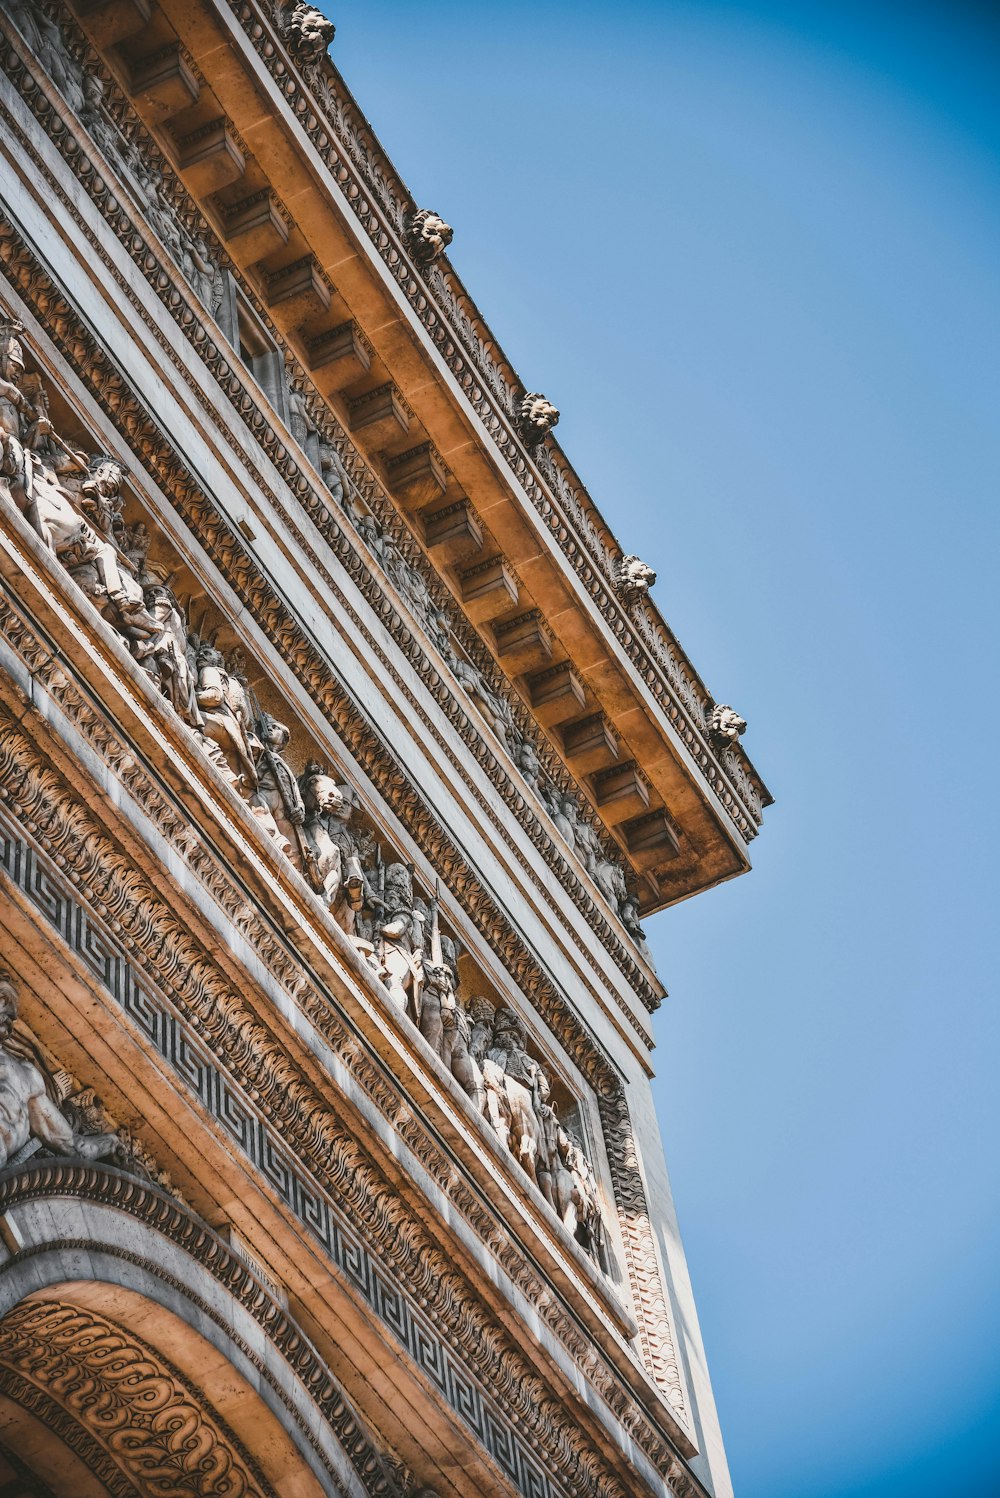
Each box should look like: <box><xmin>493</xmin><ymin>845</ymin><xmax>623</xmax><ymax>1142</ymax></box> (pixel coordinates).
<box><xmin>337</xmin><ymin>4</ymin><xmax>1000</xmax><ymax>1494</ymax></box>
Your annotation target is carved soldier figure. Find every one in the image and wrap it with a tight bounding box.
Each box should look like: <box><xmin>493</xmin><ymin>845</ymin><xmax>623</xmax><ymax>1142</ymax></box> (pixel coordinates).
<box><xmin>467</xmin><ymin>996</ymin><xmax>495</xmax><ymax>1068</ymax></box>
<box><xmin>377</xmin><ymin>863</ymin><xmax>424</xmax><ymax>1019</ymax></box>
<box><xmin>194</xmin><ymin>643</ymin><xmax>259</xmax><ymax>794</ymax></box>
<box><xmin>298</xmin><ymin>763</ymin><xmax>344</xmax><ymax>905</ymax></box>
<box><xmin>484</xmin><ymin>1007</ymin><xmax>547</xmax><ymax>1184</ymax></box>
<box><xmin>139</xmin><ymin>584</ymin><xmax>202</xmax><ymax>728</ymax></box>
<box><xmin>566</xmin><ymin>1138</ymin><xmax>607</xmax><ymax>1266</ymax></box>
<box><xmin>535</xmin><ymin>1077</ymin><xmax>577</xmax><ymax>1228</ymax></box>
<box><xmin>251</xmin><ymin>715</ymin><xmax>306</xmax><ymax>861</ymax></box>
<box><xmin>325</xmin><ymin>784</ymin><xmax>377</xmax><ymax>941</ymax></box>
<box><xmin>441</xmin><ymin>1003</ymin><xmax>484</xmax><ymax>1111</ymax></box>
<box><xmin>0</xmin><ymin>971</ymin><xmax>118</xmax><ymax>1168</ymax></box>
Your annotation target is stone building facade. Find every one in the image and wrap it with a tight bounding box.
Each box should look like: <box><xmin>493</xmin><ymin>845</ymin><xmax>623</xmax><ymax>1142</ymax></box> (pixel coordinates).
<box><xmin>0</xmin><ymin>1</ymin><xmax>771</xmax><ymax>1493</ymax></box>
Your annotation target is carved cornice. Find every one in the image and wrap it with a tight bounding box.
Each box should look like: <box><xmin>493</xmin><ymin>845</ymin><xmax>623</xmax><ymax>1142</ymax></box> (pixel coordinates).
<box><xmin>0</xmin><ymin>708</ymin><xmax>696</xmax><ymax>1490</ymax></box>
<box><xmin>219</xmin><ymin>0</ymin><xmax>769</xmax><ymax>842</ymax></box>
<box><xmin>0</xmin><ymin>15</ymin><xmax>661</xmax><ymax>1014</ymax></box>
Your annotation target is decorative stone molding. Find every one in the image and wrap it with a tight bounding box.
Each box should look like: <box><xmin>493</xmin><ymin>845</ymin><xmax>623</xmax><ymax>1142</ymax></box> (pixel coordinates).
<box><xmin>0</xmin><ymin>764</ymin><xmax>696</xmax><ymax>1498</ymax></box>
<box><xmin>0</xmin><ymin>702</ymin><xmax>693</xmax><ymax>1474</ymax></box>
<box><xmin>216</xmin><ymin>0</ymin><xmax>768</xmax><ymax>839</ymax></box>
<box><xmin>0</xmin><ymin>1299</ymin><xmax>276</xmax><ymax>1496</ymax></box>
<box><xmin>0</xmin><ymin>164</ymin><xmax>659</xmax><ymax>1021</ymax></box>
<box><xmin>0</xmin><ymin>1162</ymin><xmax>408</xmax><ymax>1496</ymax></box>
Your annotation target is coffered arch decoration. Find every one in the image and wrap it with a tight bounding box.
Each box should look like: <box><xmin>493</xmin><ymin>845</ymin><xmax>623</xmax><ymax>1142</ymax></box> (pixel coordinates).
<box><xmin>0</xmin><ymin>1162</ymin><xmax>405</xmax><ymax>1498</ymax></box>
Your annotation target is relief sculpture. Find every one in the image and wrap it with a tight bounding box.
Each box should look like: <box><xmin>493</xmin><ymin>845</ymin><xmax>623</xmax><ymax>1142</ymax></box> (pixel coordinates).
<box><xmin>0</xmin><ymin>312</ymin><xmax>612</xmax><ymax>1268</ymax></box>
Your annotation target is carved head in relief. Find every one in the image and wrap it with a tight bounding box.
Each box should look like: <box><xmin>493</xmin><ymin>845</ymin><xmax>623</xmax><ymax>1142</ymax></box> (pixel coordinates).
<box><xmin>516</xmin><ymin>392</ymin><xmax>560</xmax><ymax>449</ymax></box>
<box><xmin>382</xmin><ymin>861</ymin><xmax>415</xmax><ymax>912</ymax></box>
<box><xmin>708</xmin><ymin>702</ymin><xmax>747</xmax><ymax>748</ymax></box>
<box><xmin>0</xmin><ymin>318</ymin><xmax>26</xmax><ymax>386</ymax></box>
<box><xmin>300</xmin><ymin>763</ymin><xmax>345</xmax><ymax>818</ymax></box>
<box><xmin>616</xmin><ymin>553</ymin><xmax>657</xmax><ymax>601</ymax></box>
<box><xmin>0</xmin><ymin>970</ymin><xmax>17</xmax><ymax>1042</ymax></box>
<box><xmin>405</xmin><ymin>209</ymin><xmax>454</xmax><ymax>267</ymax></box>
<box><xmin>492</xmin><ymin>1005</ymin><xmax>528</xmax><ymax>1053</ymax></box>
<box><xmin>259</xmin><ymin>713</ymin><xmax>292</xmax><ymax>752</ymax></box>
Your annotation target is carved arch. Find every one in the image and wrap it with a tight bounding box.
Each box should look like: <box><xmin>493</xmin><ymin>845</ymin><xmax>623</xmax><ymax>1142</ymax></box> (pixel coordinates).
<box><xmin>0</xmin><ymin>1161</ymin><xmax>405</xmax><ymax>1498</ymax></box>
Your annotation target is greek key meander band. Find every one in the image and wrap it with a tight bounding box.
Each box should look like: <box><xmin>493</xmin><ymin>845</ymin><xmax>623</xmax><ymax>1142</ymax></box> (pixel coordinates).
<box><xmin>0</xmin><ymin>808</ymin><xmax>561</xmax><ymax>1498</ymax></box>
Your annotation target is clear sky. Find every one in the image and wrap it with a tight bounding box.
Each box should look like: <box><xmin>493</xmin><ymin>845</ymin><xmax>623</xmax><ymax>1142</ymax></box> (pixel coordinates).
<box><xmin>336</xmin><ymin>4</ymin><xmax>1000</xmax><ymax>1495</ymax></box>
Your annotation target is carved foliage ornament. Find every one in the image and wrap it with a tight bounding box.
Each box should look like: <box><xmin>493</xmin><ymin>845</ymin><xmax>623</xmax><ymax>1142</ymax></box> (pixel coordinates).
<box><xmin>0</xmin><ymin>1300</ymin><xmax>274</xmax><ymax>1497</ymax></box>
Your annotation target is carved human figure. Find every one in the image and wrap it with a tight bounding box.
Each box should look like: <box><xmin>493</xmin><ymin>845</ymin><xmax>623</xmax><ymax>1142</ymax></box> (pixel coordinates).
<box><xmin>467</xmin><ymin>996</ymin><xmax>495</xmax><ymax>1068</ymax></box>
<box><xmin>194</xmin><ymin>644</ymin><xmax>259</xmax><ymax>793</ymax></box>
<box><xmin>325</xmin><ymin>784</ymin><xmax>377</xmax><ymax>940</ymax></box>
<box><xmin>0</xmin><ymin>971</ymin><xmax>118</xmax><ymax>1167</ymax></box>
<box><xmin>535</xmin><ymin>1081</ymin><xmax>577</xmax><ymax>1228</ymax></box>
<box><xmin>298</xmin><ymin>764</ymin><xmax>345</xmax><ymax>905</ymax></box>
<box><xmin>377</xmin><ymin>863</ymin><xmax>424</xmax><ymax>1018</ymax></box>
<box><xmin>251</xmin><ymin>715</ymin><xmax>306</xmax><ymax>861</ymax></box>
<box><xmin>441</xmin><ymin>1004</ymin><xmax>484</xmax><ymax>1111</ymax></box>
<box><xmin>515</xmin><ymin>738</ymin><xmax>541</xmax><ymax>789</ymax></box>
<box><xmin>484</xmin><ymin>1007</ymin><xmax>547</xmax><ymax>1184</ymax></box>
<box><xmin>318</xmin><ymin>438</ymin><xmax>349</xmax><ymax>505</ymax></box>
<box><xmin>552</xmin><ymin>794</ymin><xmax>579</xmax><ymax>851</ymax></box>
<box><xmin>139</xmin><ymin>584</ymin><xmax>202</xmax><ymax>727</ymax></box>
<box><xmin>445</xmin><ymin>648</ymin><xmax>517</xmax><ymax>756</ymax></box>
<box><xmin>7</xmin><ymin>0</ymin><xmax>85</xmax><ymax>111</ymax></box>
<box><xmin>567</xmin><ymin>1139</ymin><xmax>606</xmax><ymax>1265</ymax></box>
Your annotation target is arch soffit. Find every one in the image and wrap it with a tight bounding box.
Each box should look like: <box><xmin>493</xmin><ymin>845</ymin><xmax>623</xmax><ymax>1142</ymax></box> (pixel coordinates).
<box><xmin>0</xmin><ymin>1166</ymin><xmax>396</xmax><ymax>1498</ymax></box>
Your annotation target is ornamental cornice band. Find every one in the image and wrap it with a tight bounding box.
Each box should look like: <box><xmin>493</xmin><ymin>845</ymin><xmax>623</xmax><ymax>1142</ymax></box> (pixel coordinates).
<box><xmin>219</xmin><ymin>0</ymin><xmax>768</xmax><ymax>835</ymax></box>
<box><xmin>0</xmin><ymin>15</ymin><xmax>660</xmax><ymax>1006</ymax></box>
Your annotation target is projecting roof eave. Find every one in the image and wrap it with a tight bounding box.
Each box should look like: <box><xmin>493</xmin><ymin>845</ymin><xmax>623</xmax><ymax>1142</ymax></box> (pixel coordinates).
<box><xmin>97</xmin><ymin>0</ymin><xmax>771</xmax><ymax>911</ymax></box>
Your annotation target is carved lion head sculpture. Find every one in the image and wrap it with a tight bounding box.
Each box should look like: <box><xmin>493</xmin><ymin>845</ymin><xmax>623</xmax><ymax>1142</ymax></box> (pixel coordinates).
<box><xmin>616</xmin><ymin>553</ymin><xmax>657</xmax><ymax>601</ymax></box>
<box><xmin>405</xmin><ymin>208</ymin><xmax>454</xmax><ymax>267</ymax></box>
<box><xmin>708</xmin><ymin>703</ymin><xmax>747</xmax><ymax>747</ymax></box>
<box><xmin>516</xmin><ymin>392</ymin><xmax>560</xmax><ymax>449</ymax></box>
